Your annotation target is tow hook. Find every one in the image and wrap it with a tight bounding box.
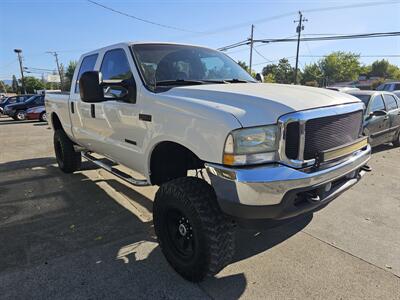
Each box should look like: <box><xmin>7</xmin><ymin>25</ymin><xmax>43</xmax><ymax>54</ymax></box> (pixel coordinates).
<box><xmin>361</xmin><ymin>165</ymin><xmax>372</xmax><ymax>172</ymax></box>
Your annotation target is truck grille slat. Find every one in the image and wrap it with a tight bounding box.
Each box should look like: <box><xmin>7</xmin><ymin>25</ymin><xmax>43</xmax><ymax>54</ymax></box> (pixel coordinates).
<box><xmin>303</xmin><ymin>111</ymin><xmax>363</xmax><ymax>160</ymax></box>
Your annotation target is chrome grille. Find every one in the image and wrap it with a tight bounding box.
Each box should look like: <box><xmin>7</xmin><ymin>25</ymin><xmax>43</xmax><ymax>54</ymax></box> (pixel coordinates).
<box><xmin>304</xmin><ymin>111</ymin><xmax>363</xmax><ymax>160</ymax></box>
<box><xmin>278</xmin><ymin>103</ymin><xmax>365</xmax><ymax>168</ymax></box>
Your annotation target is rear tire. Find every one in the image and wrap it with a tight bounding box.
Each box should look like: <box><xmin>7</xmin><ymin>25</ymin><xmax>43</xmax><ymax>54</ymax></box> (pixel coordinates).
<box><xmin>153</xmin><ymin>177</ymin><xmax>235</xmax><ymax>282</ymax></box>
<box><xmin>393</xmin><ymin>130</ymin><xmax>400</xmax><ymax>147</ymax></box>
<box><xmin>54</xmin><ymin>130</ymin><xmax>81</xmax><ymax>173</ymax></box>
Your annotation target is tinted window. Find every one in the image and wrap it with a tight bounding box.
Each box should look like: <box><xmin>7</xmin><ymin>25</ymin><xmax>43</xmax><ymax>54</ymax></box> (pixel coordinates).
<box><xmin>100</xmin><ymin>49</ymin><xmax>132</xmax><ymax>81</ymax></box>
<box><xmin>351</xmin><ymin>94</ymin><xmax>371</xmax><ymax>106</ymax></box>
<box><xmin>383</xmin><ymin>84</ymin><xmax>393</xmax><ymax>91</ymax></box>
<box><xmin>370</xmin><ymin>95</ymin><xmax>386</xmax><ymax>112</ymax></box>
<box><xmin>383</xmin><ymin>94</ymin><xmax>398</xmax><ymax>111</ymax></box>
<box><xmin>75</xmin><ymin>54</ymin><xmax>98</xmax><ymax>93</ymax></box>
<box><xmin>394</xmin><ymin>83</ymin><xmax>400</xmax><ymax>90</ymax></box>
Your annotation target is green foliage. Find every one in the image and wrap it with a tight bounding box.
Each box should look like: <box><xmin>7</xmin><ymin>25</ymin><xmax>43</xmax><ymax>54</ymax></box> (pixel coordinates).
<box><xmin>301</xmin><ymin>63</ymin><xmax>323</xmax><ymax>85</ymax></box>
<box><xmin>262</xmin><ymin>58</ymin><xmax>295</xmax><ymax>84</ymax></box>
<box><xmin>237</xmin><ymin>60</ymin><xmax>256</xmax><ymax>78</ymax></box>
<box><xmin>263</xmin><ymin>73</ymin><xmax>276</xmax><ymax>83</ymax></box>
<box><xmin>319</xmin><ymin>51</ymin><xmax>361</xmax><ymax>84</ymax></box>
<box><xmin>12</xmin><ymin>75</ymin><xmax>19</xmax><ymax>93</ymax></box>
<box><xmin>21</xmin><ymin>76</ymin><xmax>44</xmax><ymax>93</ymax></box>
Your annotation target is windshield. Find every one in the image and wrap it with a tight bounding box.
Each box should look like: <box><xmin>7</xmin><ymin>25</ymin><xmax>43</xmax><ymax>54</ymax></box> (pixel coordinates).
<box><xmin>131</xmin><ymin>44</ymin><xmax>256</xmax><ymax>89</ymax></box>
<box><xmin>351</xmin><ymin>94</ymin><xmax>371</xmax><ymax>106</ymax></box>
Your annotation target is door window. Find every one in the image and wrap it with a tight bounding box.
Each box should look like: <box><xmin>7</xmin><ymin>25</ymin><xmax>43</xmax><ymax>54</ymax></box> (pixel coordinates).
<box><xmin>75</xmin><ymin>54</ymin><xmax>98</xmax><ymax>93</ymax></box>
<box><xmin>100</xmin><ymin>49</ymin><xmax>134</xmax><ymax>100</ymax></box>
<box><xmin>383</xmin><ymin>94</ymin><xmax>398</xmax><ymax>111</ymax></box>
<box><xmin>370</xmin><ymin>95</ymin><xmax>386</xmax><ymax>112</ymax></box>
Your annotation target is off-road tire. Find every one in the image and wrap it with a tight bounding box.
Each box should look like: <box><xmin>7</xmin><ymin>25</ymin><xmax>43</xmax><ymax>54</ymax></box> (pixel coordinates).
<box><xmin>54</xmin><ymin>129</ymin><xmax>81</xmax><ymax>173</ymax></box>
<box><xmin>153</xmin><ymin>177</ymin><xmax>235</xmax><ymax>282</ymax></box>
<box><xmin>393</xmin><ymin>130</ymin><xmax>400</xmax><ymax>147</ymax></box>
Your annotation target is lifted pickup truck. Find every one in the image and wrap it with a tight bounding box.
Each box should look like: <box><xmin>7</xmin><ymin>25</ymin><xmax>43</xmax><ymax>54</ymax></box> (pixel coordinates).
<box><xmin>46</xmin><ymin>42</ymin><xmax>371</xmax><ymax>282</ymax></box>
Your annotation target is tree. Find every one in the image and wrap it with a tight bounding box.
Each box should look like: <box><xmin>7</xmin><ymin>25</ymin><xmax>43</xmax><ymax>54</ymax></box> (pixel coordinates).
<box><xmin>319</xmin><ymin>51</ymin><xmax>361</xmax><ymax>84</ymax></box>
<box><xmin>12</xmin><ymin>75</ymin><xmax>19</xmax><ymax>93</ymax></box>
<box><xmin>262</xmin><ymin>58</ymin><xmax>295</xmax><ymax>84</ymax></box>
<box><xmin>22</xmin><ymin>76</ymin><xmax>44</xmax><ymax>93</ymax></box>
<box><xmin>301</xmin><ymin>63</ymin><xmax>323</xmax><ymax>86</ymax></box>
<box><xmin>370</xmin><ymin>59</ymin><xmax>390</xmax><ymax>77</ymax></box>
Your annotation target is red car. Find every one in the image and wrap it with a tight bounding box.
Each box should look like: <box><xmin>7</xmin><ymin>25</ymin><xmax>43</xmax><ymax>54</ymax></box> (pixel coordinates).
<box><xmin>26</xmin><ymin>105</ymin><xmax>47</xmax><ymax>122</ymax></box>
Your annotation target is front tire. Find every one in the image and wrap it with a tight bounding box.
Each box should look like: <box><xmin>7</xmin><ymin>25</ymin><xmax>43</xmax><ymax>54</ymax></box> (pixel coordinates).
<box><xmin>53</xmin><ymin>130</ymin><xmax>81</xmax><ymax>173</ymax></box>
<box><xmin>39</xmin><ymin>112</ymin><xmax>47</xmax><ymax>122</ymax></box>
<box><xmin>153</xmin><ymin>177</ymin><xmax>235</xmax><ymax>282</ymax></box>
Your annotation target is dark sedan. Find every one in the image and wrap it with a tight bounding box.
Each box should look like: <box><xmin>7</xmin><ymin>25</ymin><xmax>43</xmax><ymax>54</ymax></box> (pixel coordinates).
<box><xmin>349</xmin><ymin>91</ymin><xmax>400</xmax><ymax>147</ymax></box>
<box><xmin>4</xmin><ymin>95</ymin><xmax>45</xmax><ymax>121</ymax></box>
<box><xmin>0</xmin><ymin>94</ymin><xmax>34</xmax><ymax>115</ymax></box>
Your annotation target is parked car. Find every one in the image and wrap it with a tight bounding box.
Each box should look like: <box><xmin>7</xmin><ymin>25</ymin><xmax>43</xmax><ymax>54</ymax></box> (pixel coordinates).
<box><xmin>26</xmin><ymin>105</ymin><xmax>47</xmax><ymax>122</ymax></box>
<box><xmin>4</xmin><ymin>94</ymin><xmax>45</xmax><ymax>120</ymax></box>
<box><xmin>0</xmin><ymin>94</ymin><xmax>34</xmax><ymax>115</ymax></box>
<box><xmin>46</xmin><ymin>42</ymin><xmax>371</xmax><ymax>282</ymax></box>
<box><xmin>348</xmin><ymin>91</ymin><xmax>400</xmax><ymax>147</ymax></box>
<box><xmin>376</xmin><ymin>81</ymin><xmax>400</xmax><ymax>92</ymax></box>
<box><xmin>326</xmin><ymin>86</ymin><xmax>360</xmax><ymax>93</ymax></box>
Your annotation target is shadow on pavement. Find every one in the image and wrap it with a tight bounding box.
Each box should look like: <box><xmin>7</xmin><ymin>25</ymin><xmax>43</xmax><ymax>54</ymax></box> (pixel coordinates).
<box><xmin>0</xmin><ymin>157</ymin><xmax>309</xmax><ymax>299</ymax></box>
<box><xmin>0</xmin><ymin>118</ymin><xmax>39</xmax><ymax>125</ymax></box>
<box><xmin>371</xmin><ymin>143</ymin><xmax>395</xmax><ymax>154</ymax></box>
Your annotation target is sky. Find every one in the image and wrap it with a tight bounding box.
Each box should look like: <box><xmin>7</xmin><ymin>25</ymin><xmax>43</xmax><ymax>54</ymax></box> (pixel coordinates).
<box><xmin>1</xmin><ymin>0</ymin><xmax>399</xmax><ymax>82</ymax></box>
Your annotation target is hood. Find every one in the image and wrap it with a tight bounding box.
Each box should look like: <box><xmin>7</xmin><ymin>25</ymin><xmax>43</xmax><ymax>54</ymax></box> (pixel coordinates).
<box><xmin>162</xmin><ymin>83</ymin><xmax>362</xmax><ymax>127</ymax></box>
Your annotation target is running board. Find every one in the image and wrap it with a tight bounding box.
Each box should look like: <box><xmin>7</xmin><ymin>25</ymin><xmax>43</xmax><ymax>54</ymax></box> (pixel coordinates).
<box><xmin>82</xmin><ymin>152</ymin><xmax>150</xmax><ymax>187</ymax></box>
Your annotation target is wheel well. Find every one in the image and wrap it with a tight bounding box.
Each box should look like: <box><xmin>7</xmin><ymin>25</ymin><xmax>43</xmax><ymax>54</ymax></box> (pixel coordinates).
<box><xmin>150</xmin><ymin>142</ymin><xmax>204</xmax><ymax>185</ymax></box>
<box><xmin>51</xmin><ymin>113</ymin><xmax>63</xmax><ymax>131</ymax></box>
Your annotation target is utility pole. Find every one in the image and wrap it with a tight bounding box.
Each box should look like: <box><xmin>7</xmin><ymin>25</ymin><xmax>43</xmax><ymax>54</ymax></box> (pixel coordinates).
<box><xmin>249</xmin><ymin>24</ymin><xmax>255</xmax><ymax>75</ymax></box>
<box><xmin>47</xmin><ymin>51</ymin><xmax>64</xmax><ymax>89</ymax></box>
<box><xmin>293</xmin><ymin>11</ymin><xmax>307</xmax><ymax>84</ymax></box>
<box><xmin>13</xmin><ymin>49</ymin><xmax>26</xmax><ymax>94</ymax></box>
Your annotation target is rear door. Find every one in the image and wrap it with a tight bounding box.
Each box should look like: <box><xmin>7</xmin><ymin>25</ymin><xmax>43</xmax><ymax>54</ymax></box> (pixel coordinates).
<box><xmin>365</xmin><ymin>94</ymin><xmax>390</xmax><ymax>146</ymax></box>
<box><xmin>383</xmin><ymin>93</ymin><xmax>400</xmax><ymax>140</ymax></box>
<box><xmin>70</xmin><ymin>53</ymin><xmax>99</xmax><ymax>148</ymax></box>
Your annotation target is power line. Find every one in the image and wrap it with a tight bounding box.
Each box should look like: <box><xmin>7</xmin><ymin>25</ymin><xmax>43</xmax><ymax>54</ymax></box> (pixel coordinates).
<box><xmin>219</xmin><ymin>31</ymin><xmax>400</xmax><ymax>51</ymax></box>
<box><xmin>86</xmin><ymin>0</ymin><xmax>199</xmax><ymax>33</ymax></box>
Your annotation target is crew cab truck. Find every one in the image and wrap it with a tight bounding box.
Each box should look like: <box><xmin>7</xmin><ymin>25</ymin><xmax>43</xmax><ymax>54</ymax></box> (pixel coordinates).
<box><xmin>46</xmin><ymin>42</ymin><xmax>371</xmax><ymax>282</ymax></box>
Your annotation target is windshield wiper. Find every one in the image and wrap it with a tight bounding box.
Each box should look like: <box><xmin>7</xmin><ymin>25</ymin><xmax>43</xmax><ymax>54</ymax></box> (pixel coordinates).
<box><xmin>224</xmin><ymin>78</ymin><xmax>253</xmax><ymax>83</ymax></box>
<box><xmin>155</xmin><ymin>79</ymin><xmax>205</xmax><ymax>86</ymax></box>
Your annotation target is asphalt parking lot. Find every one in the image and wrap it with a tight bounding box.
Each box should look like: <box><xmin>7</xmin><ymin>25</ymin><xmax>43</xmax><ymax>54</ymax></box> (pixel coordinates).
<box><xmin>0</xmin><ymin>116</ymin><xmax>399</xmax><ymax>299</ymax></box>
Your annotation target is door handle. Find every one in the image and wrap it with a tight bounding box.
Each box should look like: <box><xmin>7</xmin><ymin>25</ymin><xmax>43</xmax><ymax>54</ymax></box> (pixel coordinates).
<box><xmin>90</xmin><ymin>104</ymin><xmax>95</xmax><ymax>118</ymax></box>
<box><xmin>70</xmin><ymin>102</ymin><xmax>75</xmax><ymax>114</ymax></box>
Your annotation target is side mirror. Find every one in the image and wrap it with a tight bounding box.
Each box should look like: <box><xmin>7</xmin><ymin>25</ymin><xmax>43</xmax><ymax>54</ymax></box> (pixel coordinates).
<box><xmin>369</xmin><ymin>110</ymin><xmax>387</xmax><ymax>117</ymax></box>
<box><xmin>255</xmin><ymin>73</ymin><xmax>264</xmax><ymax>82</ymax></box>
<box><xmin>79</xmin><ymin>71</ymin><xmax>104</xmax><ymax>103</ymax></box>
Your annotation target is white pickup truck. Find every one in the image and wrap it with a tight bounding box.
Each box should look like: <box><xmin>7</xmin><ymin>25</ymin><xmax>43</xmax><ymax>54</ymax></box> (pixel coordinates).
<box><xmin>46</xmin><ymin>42</ymin><xmax>371</xmax><ymax>282</ymax></box>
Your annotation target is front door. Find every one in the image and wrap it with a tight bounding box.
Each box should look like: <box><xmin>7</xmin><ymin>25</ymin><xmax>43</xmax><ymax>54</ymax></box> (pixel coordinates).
<box><xmin>365</xmin><ymin>94</ymin><xmax>390</xmax><ymax>146</ymax></box>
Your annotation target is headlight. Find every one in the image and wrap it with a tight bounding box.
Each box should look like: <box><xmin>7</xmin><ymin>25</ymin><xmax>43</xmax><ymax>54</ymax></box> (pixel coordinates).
<box><xmin>223</xmin><ymin>125</ymin><xmax>279</xmax><ymax>166</ymax></box>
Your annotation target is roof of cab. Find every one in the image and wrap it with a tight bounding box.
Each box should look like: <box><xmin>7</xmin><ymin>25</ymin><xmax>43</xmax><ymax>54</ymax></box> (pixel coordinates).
<box><xmin>80</xmin><ymin>41</ymin><xmax>212</xmax><ymax>58</ymax></box>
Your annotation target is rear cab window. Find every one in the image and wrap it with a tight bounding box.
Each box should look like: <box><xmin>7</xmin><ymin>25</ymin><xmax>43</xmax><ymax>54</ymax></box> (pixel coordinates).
<box><xmin>75</xmin><ymin>54</ymin><xmax>98</xmax><ymax>93</ymax></box>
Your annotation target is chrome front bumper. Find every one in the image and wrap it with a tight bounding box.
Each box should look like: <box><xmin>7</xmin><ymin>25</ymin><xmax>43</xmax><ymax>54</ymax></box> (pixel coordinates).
<box><xmin>206</xmin><ymin>145</ymin><xmax>371</xmax><ymax>220</ymax></box>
